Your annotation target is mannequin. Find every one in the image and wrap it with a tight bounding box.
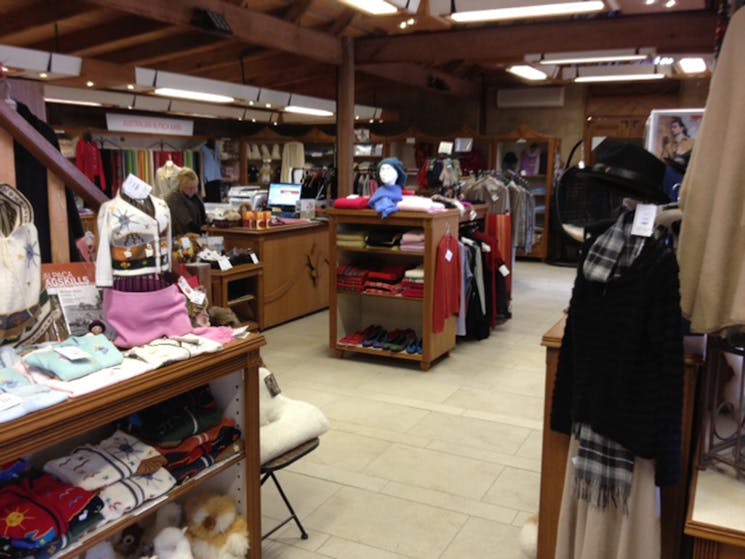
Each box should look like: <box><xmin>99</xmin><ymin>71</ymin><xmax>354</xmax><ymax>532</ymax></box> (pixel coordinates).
<box><xmin>368</xmin><ymin>157</ymin><xmax>406</xmax><ymax>218</ymax></box>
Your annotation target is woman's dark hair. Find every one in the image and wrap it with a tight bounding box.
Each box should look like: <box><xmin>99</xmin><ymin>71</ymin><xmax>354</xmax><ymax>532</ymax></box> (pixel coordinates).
<box><xmin>671</xmin><ymin>116</ymin><xmax>688</xmax><ymax>137</ymax></box>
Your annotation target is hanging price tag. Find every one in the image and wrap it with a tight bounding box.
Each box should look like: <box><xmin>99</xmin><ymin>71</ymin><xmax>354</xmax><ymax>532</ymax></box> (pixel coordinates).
<box><xmin>631</xmin><ymin>204</ymin><xmax>657</xmax><ymax>237</ymax></box>
<box><xmin>499</xmin><ymin>264</ymin><xmax>510</xmax><ymax>277</ymax></box>
<box><xmin>54</xmin><ymin>345</ymin><xmax>92</xmax><ymax>361</ymax></box>
<box><xmin>249</xmin><ymin>252</ymin><xmax>259</xmax><ymax>264</ymax></box>
<box><xmin>445</xmin><ymin>249</ymin><xmax>453</xmax><ymax>262</ymax></box>
<box><xmin>121</xmin><ymin>174</ymin><xmax>152</xmax><ymax>199</ymax></box>
<box><xmin>217</xmin><ymin>256</ymin><xmax>233</xmax><ymax>271</ymax></box>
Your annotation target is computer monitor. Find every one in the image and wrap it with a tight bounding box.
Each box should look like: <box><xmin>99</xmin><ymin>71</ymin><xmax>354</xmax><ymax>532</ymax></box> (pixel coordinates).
<box><xmin>267</xmin><ymin>182</ymin><xmax>302</xmax><ymax>211</ymax></box>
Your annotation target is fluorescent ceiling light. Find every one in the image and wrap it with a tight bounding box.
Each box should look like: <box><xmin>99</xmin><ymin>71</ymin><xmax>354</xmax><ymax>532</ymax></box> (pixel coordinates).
<box><xmin>284</xmin><ymin>106</ymin><xmax>334</xmax><ymax>117</ymax></box>
<box><xmin>450</xmin><ymin>1</ymin><xmax>604</xmax><ymax>22</ymax></box>
<box><xmin>338</xmin><ymin>0</ymin><xmax>398</xmax><ymax>15</ymax></box>
<box><xmin>507</xmin><ymin>65</ymin><xmax>548</xmax><ymax>81</ymax></box>
<box><xmin>44</xmin><ymin>98</ymin><xmax>102</xmax><ymax>107</ymax></box>
<box><xmin>678</xmin><ymin>57</ymin><xmax>706</xmax><ymax>74</ymax></box>
<box><xmin>154</xmin><ymin>87</ymin><xmax>234</xmax><ymax>103</ymax></box>
<box><xmin>574</xmin><ymin>64</ymin><xmax>666</xmax><ymax>83</ymax></box>
<box><xmin>527</xmin><ymin>48</ymin><xmax>654</xmax><ymax>65</ymax></box>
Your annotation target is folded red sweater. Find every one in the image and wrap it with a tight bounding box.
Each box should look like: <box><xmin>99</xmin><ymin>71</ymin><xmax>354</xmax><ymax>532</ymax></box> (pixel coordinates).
<box><xmin>334</xmin><ymin>196</ymin><xmax>371</xmax><ymax>209</ymax></box>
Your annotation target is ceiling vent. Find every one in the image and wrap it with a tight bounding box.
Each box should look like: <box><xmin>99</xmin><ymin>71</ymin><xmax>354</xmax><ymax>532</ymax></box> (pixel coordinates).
<box><xmin>497</xmin><ymin>86</ymin><xmax>565</xmax><ymax>108</ymax></box>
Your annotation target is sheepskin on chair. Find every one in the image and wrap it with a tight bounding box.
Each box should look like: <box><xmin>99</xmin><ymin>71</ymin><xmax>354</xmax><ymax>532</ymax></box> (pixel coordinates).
<box><xmin>258</xmin><ymin>366</ymin><xmax>329</xmax><ymax>464</ymax></box>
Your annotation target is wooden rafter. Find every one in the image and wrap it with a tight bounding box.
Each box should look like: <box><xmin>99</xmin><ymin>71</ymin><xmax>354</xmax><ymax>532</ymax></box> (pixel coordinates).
<box><xmin>326</xmin><ymin>9</ymin><xmax>357</xmax><ymax>36</ymax></box>
<box><xmin>282</xmin><ymin>0</ymin><xmax>314</xmax><ymax>23</ymax></box>
<box><xmin>0</xmin><ymin>1</ymin><xmax>89</xmax><ymax>40</ymax></box>
<box><xmin>102</xmin><ymin>32</ymin><xmax>224</xmax><ymax>64</ymax></box>
<box><xmin>120</xmin><ymin>37</ymin><xmax>237</xmax><ymax>67</ymax></box>
<box><xmin>356</xmin><ymin>11</ymin><xmax>717</xmax><ymax>64</ymax></box>
<box><xmin>357</xmin><ymin>63</ymin><xmax>479</xmax><ymax>97</ymax></box>
<box><xmin>85</xmin><ymin>0</ymin><xmax>342</xmax><ymax>65</ymax></box>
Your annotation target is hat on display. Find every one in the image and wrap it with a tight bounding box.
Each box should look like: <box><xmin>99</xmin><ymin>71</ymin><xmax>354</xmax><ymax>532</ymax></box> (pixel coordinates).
<box><xmin>576</xmin><ymin>140</ymin><xmax>669</xmax><ymax>204</ymax></box>
<box><xmin>377</xmin><ymin>157</ymin><xmax>407</xmax><ymax>187</ymax></box>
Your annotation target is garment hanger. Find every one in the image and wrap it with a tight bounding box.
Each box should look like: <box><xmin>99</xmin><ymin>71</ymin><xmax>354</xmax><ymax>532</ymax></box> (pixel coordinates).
<box><xmin>2</xmin><ymin>77</ymin><xmax>16</xmax><ymax>111</ymax></box>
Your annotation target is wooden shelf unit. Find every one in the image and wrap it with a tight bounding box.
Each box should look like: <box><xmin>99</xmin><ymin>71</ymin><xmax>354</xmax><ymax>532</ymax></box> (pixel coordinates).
<box><xmin>0</xmin><ymin>335</ymin><xmax>266</xmax><ymax>559</ymax></box>
<box><xmin>209</xmin><ymin>262</ymin><xmax>264</xmax><ymax>330</ymax></box>
<box><xmin>327</xmin><ymin>208</ymin><xmax>459</xmax><ymax>371</ymax></box>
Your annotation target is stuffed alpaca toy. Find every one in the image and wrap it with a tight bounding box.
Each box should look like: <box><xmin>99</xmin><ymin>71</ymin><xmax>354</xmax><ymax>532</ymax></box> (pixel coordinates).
<box><xmin>519</xmin><ymin>514</ymin><xmax>538</xmax><ymax>558</ymax></box>
<box><xmin>185</xmin><ymin>493</ymin><xmax>249</xmax><ymax>559</ymax></box>
<box><xmin>153</xmin><ymin>527</ymin><xmax>194</xmax><ymax>559</ymax></box>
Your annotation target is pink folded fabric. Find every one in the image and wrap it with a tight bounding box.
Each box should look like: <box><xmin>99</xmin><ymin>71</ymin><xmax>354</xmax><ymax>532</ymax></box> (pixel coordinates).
<box><xmin>334</xmin><ymin>196</ymin><xmax>371</xmax><ymax>209</ymax></box>
<box><xmin>104</xmin><ymin>285</ymin><xmax>193</xmax><ymax>348</ymax></box>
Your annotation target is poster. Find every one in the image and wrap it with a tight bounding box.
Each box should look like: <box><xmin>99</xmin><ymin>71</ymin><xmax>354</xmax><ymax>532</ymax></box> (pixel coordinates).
<box><xmin>645</xmin><ymin>108</ymin><xmax>704</xmax><ymax>167</ymax></box>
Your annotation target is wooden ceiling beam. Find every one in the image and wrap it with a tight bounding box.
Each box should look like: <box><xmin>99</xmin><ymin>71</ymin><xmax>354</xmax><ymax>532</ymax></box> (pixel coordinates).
<box><xmin>357</xmin><ymin>63</ymin><xmax>479</xmax><ymax>97</ymax></box>
<box><xmin>103</xmin><ymin>32</ymin><xmax>224</xmax><ymax>64</ymax></box>
<box><xmin>26</xmin><ymin>16</ymin><xmax>169</xmax><ymax>56</ymax></box>
<box><xmin>85</xmin><ymin>0</ymin><xmax>342</xmax><ymax>65</ymax></box>
<box><xmin>0</xmin><ymin>1</ymin><xmax>89</xmax><ymax>40</ymax></box>
<box><xmin>283</xmin><ymin>0</ymin><xmax>314</xmax><ymax>23</ymax></box>
<box><xmin>356</xmin><ymin>11</ymin><xmax>717</xmax><ymax>64</ymax></box>
<box><xmin>123</xmin><ymin>37</ymin><xmax>238</xmax><ymax>67</ymax></box>
<box><xmin>326</xmin><ymin>9</ymin><xmax>358</xmax><ymax>36</ymax></box>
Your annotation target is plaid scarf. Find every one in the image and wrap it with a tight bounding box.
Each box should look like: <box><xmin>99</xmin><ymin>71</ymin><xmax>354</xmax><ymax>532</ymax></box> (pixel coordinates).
<box><xmin>573</xmin><ymin>423</ymin><xmax>635</xmax><ymax>513</ymax></box>
<box><xmin>582</xmin><ymin>211</ymin><xmax>646</xmax><ymax>283</ymax></box>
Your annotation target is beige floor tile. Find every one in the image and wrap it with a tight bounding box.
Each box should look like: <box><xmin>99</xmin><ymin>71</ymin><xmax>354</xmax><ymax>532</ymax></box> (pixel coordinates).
<box><xmin>317</xmin><ymin>536</ymin><xmax>410</xmax><ymax>559</ymax></box>
<box><xmin>407</xmin><ymin>411</ymin><xmax>532</xmax><ymax>455</ymax></box>
<box><xmin>321</xmin><ymin>396</ymin><xmax>430</xmax><ymax>433</ymax></box>
<box><xmin>464</xmin><ymin>408</ymin><xmax>543</xmax><ymax>431</ymax></box>
<box><xmin>483</xmin><ymin>466</ymin><xmax>542</xmax><ymax>513</ymax></box>
<box><xmin>382</xmin><ymin>480</ymin><xmax>517</xmax><ymax>524</ymax></box>
<box><xmin>440</xmin><ymin>516</ymin><xmax>525</xmax><ymax>559</ymax></box>
<box><xmin>364</xmin><ymin>443</ymin><xmax>500</xmax><ymax>499</ymax></box>
<box><xmin>261</xmin><ymin>470</ymin><xmax>340</xmax><ymax>522</ymax></box>
<box><xmin>513</xmin><ymin>510</ymin><xmax>537</xmax><ymax>528</ymax></box>
<box><xmin>444</xmin><ymin>386</ymin><xmax>544</xmax><ymax>423</ymax></box>
<box><xmin>516</xmin><ymin>429</ymin><xmax>543</xmax><ymax>461</ymax></box>
<box><xmin>304</xmin><ymin>429</ymin><xmax>392</xmax><ymax>472</ymax></box>
<box><xmin>264</xmin><ymin>524</ymin><xmax>330</xmax><ymax>552</ymax></box>
<box><xmin>331</xmin><ymin>419</ymin><xmax>432</xmax><ymax>448</ymax></box>
<box><xmin>357</xmin><ymin>373</ymin><xmax>461</xmax><ymax>403</ymax></box>
<box><xmin>302</xmin><ymin>486</ymin><xmax>467</xmax><ymax>559</ymax></box>
<box><xmin>426</xmin><ymin>440</ymin><xmax>541</xmax><ymax>473</ymax></box>
<box><xmin>261</xmin><ymin>539</ymin><xmax>331</xmax><ymax>559</ymax></box>
<box><xmin>290</xmin><ymin>460</ymin><xmax>390</xmax><ymax>492</ymax></box>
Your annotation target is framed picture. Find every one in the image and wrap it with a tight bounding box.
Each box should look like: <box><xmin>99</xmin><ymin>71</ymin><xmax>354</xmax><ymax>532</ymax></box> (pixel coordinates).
<box><xmin>645</xmin><ymin>108</ymin><xmax>704</xmax><ymax>164</ymax></box>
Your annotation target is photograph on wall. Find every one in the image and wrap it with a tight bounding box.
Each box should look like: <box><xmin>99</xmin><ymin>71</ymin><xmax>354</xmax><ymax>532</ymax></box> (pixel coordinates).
<box><xmin>646</xmin><ymin>108</ymin><xmax>704</xmax><ymax>171</ymax></box>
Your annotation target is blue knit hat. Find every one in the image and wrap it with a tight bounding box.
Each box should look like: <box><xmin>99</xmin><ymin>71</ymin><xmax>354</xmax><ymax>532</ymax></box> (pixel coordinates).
<box><xmin>377</xmin><ymin>157</ymin><xmax>407</xmax><ymax>187</ymax></box>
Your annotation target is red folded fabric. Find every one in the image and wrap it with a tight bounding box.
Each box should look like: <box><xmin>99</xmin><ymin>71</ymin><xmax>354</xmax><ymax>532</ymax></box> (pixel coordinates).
<box><xmin>334</xmin><ymin>196</ymin><xmax>371</xmax><ymax>209</ymax></box>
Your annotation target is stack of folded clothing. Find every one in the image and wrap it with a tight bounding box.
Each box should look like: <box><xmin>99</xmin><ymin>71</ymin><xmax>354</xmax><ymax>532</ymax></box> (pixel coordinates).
<box><xmin>337</xmin><ymin>264</ymin><xmax>368</xmax><ymax>293</ymax></box>
<box><xmin>333</xmin><ymin>195</ymin><xmax>371</xmax><ymax>209</ymax></box>
<box><xmin>119</xmin><ymin>386</ymin><xmax>243</xmax><ymax>484</ymax></box>
<box><xmin>44</xmin><ymin>430</ymin><xmax>175</xmax><ymax>522</ymax></box>
<box><xmin>336</xmin><ymin>230</ymin><xmax>367</xmax><ymax>249</ymax></box>
<box><xmin>400</xmin><ymin>229</ymin><xmax>425</xmax><ymax>253</ymax></box>
<box><xmin>0</xmin><ymin>461</ymin><xmax>104</xmax><ymax>558</ymax></box>
<box><xmin>401</xmin><ymin>266</ymin><xmax>425</xmax><ymax>299</ymax></box>
<box><xmin>364</xmin><ymin>228</ymin><xmax>403</xmax><ymax>250</ymax></box>
<box><xmin>363</xmin><ymin>264</ymin><xmax>408</xmax><ymax>296</ymax></box>
<box><xmin>0</xmin><ymin>366</ymin><xmax>68</xmax><ymax>423</ymax></box>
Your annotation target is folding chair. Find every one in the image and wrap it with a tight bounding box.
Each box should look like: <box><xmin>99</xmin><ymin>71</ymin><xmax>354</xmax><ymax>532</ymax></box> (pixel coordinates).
<box><xmin>260</xmin><ymin>437</ymin><xmax>320</xmax><ymax>540</ymax></box>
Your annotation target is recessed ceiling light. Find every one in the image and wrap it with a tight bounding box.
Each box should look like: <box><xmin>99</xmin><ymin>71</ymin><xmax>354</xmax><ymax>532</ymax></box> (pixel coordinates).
<box><xmin>45</xmin><ymin>97</ymin><xmax>102</xmax><ymax>107</ymax></box>
<box><xmin>645</xmin><ymin>0</ymin><xmax>655</xmax><ymax>4</ymax></box>
<box><xmin>399</xmin><ymin>21</ymin><xmax>407</xmax><ymax>29</ymax></box>
<box><xmin>369</xmin><ymin>118</ymin><xmax>374</xmax><ymax>123</ymax></box>
<box><xmin>248</xmin><ymin>100</ymin><xmax>254</xmax><ymax>106</ymax></box>
<box><xmin>407</xmin><ymin>18</ymin><xmax>415</xmax><ymax>24</ymax></box>
<box><xmin>507</xmin><ymin>65</ymin><xmax>548</xmax><ymax>81</ymax></box>
<box><xmin>451</xmin><ymin>1</ymin><xmax>604</xmax><ymax>22</ymax></box>
<box><xmin>338</xmin><ymin>0</ymin><xmax>397</xmax><ymax>15</ymax></box>
<box><xmin>86</xmin><ymin>80</ymin><xmax>94</xmax><ymax>87</ymax></box>
<box><xmin>127</xmin><ymin>84</ymin><xmax>135</xmax><ymax>90</ymax></box>
<box><xmin>355</xmin><ymin>115</ymin><xmax>360</xmax><ymax>120</ymax></box>
<box><xmin>153</xmin><ymin>87</ymin><xmax>234</xmax><ymax>103</ymax></box>
<box><xmin>251</xmin><ymin>118</ymin><xmax>256</xmax><ymax>122</ymax></box>
<box><xmin>284</xmin><ymin>105</ymin><xmax>334</xmax><ymax>117</ymax></box>
<box><xmin>664</xmin><ymin>0</ymin><xmax>676</xmax><ymax>7</ymax></box>
<box><xmin>265</xmin><ymin>103</ymin><xmax>271</xmax><ymax>108</ymax></box>
<box><xmin>273</xmin><ymin>121</ymin><xmax>278</xmax><ymax>126</ymax></box>
<box><xmin>678</xmin><ymin>57</ymin><xmax>707</xmax><ymax>73</ymax></box>
<box><xmin>39</xmin><ymin>72</ymin><xmax>48</xmax><ymax>79</ymax></box>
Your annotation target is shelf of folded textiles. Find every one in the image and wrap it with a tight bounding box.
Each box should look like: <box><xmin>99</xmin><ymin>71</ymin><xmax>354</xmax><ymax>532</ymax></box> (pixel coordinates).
<box><xmin>534</xmin><ymin>205</ymin><xmax>546</xmax><ymax>214</ymax></box>
<box><xmin>336</xmin><ymin>289</ymin><xmax>423</xmax><ymax>301</ymax></box>
<box><xmin>46</xmin><ymin>449</ymin><xmax>246</xmax><ymax>559</ymax></box>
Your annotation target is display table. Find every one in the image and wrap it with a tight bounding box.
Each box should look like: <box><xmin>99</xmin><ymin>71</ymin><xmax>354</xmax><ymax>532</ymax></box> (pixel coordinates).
<box><xmin>205</xmin><ymin>221</ymin><xmax>329</xmax><ymax>329</ymax></box>
<box><xmin>537</xmin><ymin>317</ymin><xmax>703</xmax><ymax>559</ymax></box>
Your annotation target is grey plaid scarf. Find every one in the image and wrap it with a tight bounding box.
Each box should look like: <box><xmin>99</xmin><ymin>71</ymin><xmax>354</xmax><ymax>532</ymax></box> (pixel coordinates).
<box><xmin>582</xmin><ymin>211</ymin><xmax>646</xmax><ymax>283</ymax></box>
<box><xmin>573</xmin><ymin>423</ymin><xmax>635</xmax><ymax>513</ymax></box>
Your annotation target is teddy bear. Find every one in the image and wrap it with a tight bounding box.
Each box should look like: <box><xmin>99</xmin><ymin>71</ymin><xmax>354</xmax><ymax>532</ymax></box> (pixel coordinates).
<box><xmin>184</xmin><ymin>493</ymin><xmax>249</xmax><ymax>559</ymax></box>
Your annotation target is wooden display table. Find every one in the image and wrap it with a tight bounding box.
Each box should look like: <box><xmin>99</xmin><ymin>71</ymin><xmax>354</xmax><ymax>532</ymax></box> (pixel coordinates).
<box><xmin>206</xmin><ymin>220</ymin><xmax>329</xmax><ymax>329</ymax></box>
<box><xmin>209</xmin><ymin>262</ymin><xmax>264</xmax><ymax>330</ymax></box>
<box><xmin>537</xmin><ymin>317</ymin><xmax>703</xmax><ymax>559</ymax></box>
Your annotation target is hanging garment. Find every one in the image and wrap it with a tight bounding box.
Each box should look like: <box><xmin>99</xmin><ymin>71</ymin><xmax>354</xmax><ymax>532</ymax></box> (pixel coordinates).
<box><xmin>433</xmin><ymin>232</ymin><xmax>461</xmax><ymax>333</ymax></box>
<box><xmin>75</xmin><ymin>139</ymin><xmax>107</xmax><ymax>192</ymax></box>
<box><xmin>280</xmin><ymin>141</ymin><xmax>305</xmax><ymax>183</ymax></box>
<box><xmin>153</xmin><ymin>160</ymin><xmax>182</xmax><ymax>199</ymax></box>
<box><xmin>678</xmin><ymin>7</ymin><xmax>745</xmax><ymax>333</ymax></box>
<box><xmin>14</xmin><ymin>102</ymin><xmax>84</xmax><ymax>263</ymax></box>
<box><xmin>95</xmin><ymin>191</ymin><xmax>172</xmax><ymax>287</ymax></box>
<box><xmin>0</xmin><ymin>185</ymin><xmax>54</xmax><ymax>346</ymax></box>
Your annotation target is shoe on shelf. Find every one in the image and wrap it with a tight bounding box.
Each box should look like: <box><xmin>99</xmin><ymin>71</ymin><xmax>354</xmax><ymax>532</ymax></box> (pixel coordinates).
<box><xmin>389</xmin><ymin>329</ymin><xmax>416</xmax><ymax>353</ymax></box>
<box><xmin>376</xmin><ymin>329</ymin><xmax>400</xmax><ymax>350</ymax></box>
<box><xmin>340</xmin><ymin>324</ymin><xmax>380</xmax><ymax>345</ymax></box>
<box><xmin>405</xmin><ymin>334</ymin><xmax>420</xmax><ymax>355</ymax></box>
<box><xmin>364</xmin><ymin>328</ymin><xmax>387</xmax><ymax>348</ymax></box>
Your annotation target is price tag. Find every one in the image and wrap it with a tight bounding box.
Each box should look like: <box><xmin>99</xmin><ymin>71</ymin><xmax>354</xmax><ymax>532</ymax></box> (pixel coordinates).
<box><xmin>499</xmin><ymin>264</ymin><xmax>510</xmax><ymax>277</ymax></box>
<box><xmin>217</xmin><ymin>256</ymin><xmax>233</xmax><ymax>271</ymax></box>
<box><xmin>54</xmin><ymin>345</ymin><xmax>92</xmax><ymax>361</ymax></box>
<box><xmin>631</xmin><ymin>203</ymin><xmax>658</xmax><ymax>237</ymax></box>
<box><xmin>121</xmin><ymin>174</ymin><xmax>152</xmax><ymax>199</ymax></box>
<box><xmin>264</xmin><ymin>372</ymin><xmax>282</xmax><ymax>397</ymax></box>
<box><xmin>180</xmin><ymin>236</ymin><xmax>192</xmax><ymax>250</ymax></box>
<box><xmin>177</xmin><ymin>276</ymin><xmax>207</xmax><ymax>305</ymax></box>
<box><xmin>0</xmin><ymin>393</ymin><xmax>23</xmax><ymax>412</ymax></box>
<box><xmin>249</xmin><ymin>252</ymin><xmax>259</xmax><ymax>264</ymax></box>
<box><xmin>445</xmin><ymin>249</ymin><xmax>453</xmax><ymax>262</ymax></box>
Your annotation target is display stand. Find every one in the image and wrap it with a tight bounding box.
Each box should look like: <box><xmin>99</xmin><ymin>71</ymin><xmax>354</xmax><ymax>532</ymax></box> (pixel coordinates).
<box><xmin>0</xmin><ymin>335</ymin><xmax>266</xmax><ymax>559</ymax></box>
<box><xmin>210</xmin><ymin>262</ymin><xmax>264</xmax><ymax>330</ymax></box>
<box><xmin>327</xmin><ymin>208</ymin><xmax>459</xmax><ymax>371</ymax></box>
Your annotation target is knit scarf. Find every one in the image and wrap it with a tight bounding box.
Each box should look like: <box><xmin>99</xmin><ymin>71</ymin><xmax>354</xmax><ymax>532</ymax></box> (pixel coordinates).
<box><xmin>582</xmin><ymin>211</ymin><xmax>646</xmax><ymax>283</ymax></box>
<box><xmin>572</xmin><ymin>423</ymin><xmax>635</xmax><ymax>513</ymax></box>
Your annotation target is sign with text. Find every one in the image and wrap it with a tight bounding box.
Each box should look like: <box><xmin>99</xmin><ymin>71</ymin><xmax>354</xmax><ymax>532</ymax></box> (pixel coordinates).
<box><xmin>106</xmin><ymin>113</ymin><xmax>194</xmax><ymax>136</ymax></box>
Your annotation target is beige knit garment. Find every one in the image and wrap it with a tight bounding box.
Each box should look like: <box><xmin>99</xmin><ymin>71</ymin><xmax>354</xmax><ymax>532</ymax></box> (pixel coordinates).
<box><xmin>677</xmin><ymin>7</ymin><xmax>745</xmax><ymax>333</ymax></box>
<box><xmin>555</xmin><ymin>436</ymin><xmax>660</xmax><ymax>559</ymax></box>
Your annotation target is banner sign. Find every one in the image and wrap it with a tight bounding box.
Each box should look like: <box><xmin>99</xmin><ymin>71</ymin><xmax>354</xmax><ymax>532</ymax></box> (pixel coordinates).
<box><xmin>106</xmin><ymin>113</ymin><xmax>194</xmax><ymax>136</ymax></box>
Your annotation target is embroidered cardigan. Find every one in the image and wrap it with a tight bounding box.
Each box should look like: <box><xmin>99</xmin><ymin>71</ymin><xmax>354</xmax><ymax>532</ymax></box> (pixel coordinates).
<box><xmin>95</xmin><ymin>193</ymin><xmax>172</xmax><ymax>287</ymax></box>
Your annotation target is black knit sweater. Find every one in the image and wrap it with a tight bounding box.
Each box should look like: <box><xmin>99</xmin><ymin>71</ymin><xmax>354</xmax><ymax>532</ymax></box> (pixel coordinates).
<box><xmin>550</xmin><ymin>233</ymin><xmax>684</xmax><ymax>487</ymax></box>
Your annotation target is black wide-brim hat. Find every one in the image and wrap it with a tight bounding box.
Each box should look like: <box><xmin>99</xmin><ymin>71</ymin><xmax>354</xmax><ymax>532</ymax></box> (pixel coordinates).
<box><xmin>576</xmin><ymin>140</ymin><xmax>670</xmax><ymax>204</ymax></box>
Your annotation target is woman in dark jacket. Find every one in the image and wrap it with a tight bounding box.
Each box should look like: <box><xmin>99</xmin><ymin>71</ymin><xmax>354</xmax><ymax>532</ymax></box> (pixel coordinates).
<box><xmin>165</xmin><ymin>168</ymin><xmax>206</xmax><ymax>236</ymax></box>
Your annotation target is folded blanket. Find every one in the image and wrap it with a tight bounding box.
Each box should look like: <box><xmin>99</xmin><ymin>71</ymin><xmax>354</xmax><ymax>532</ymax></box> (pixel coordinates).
<box><xmin>24</xmin><ymin>335</ymin><xmax>123</xmax><ymax>381</ymax></box>
<box><xmin>0</xmin><ymin>384</ymin><xmax>68</xmax><ymax>423</ymax></box>
<box><xmin>400</xmin><ymin>242</ymin><xmax>425</xmax><ymax>253</ymax></box>
<box><xmin>28</xmin><ymin>357</ymin><xmax>154</xmax><ymax>397</ymax></box>
<box><xmin>397</xmin><ymin>196</ymin><xmax>446</xmax><ymax>213</ymax></box>
<box><xmin>334</xmin><ymin>196</ymin><xmax>371</xmax><ymax>209</ymax></box>
<box><xmin>168</xmin><ymin>439</ymin><xmax>243</xmax><ymax>484</ymax></box>
<box><xmin>401</xmin><ymin>229</ymin><xmax>425</xmax><ymax>244</ymax></box>
<box><xmin>98</xmin><ymin>467</ymin><xmax>176</xmax><ymax>521</ymax></box>
<box><xmin>404</xmin><ymin>266</ymin><xmax>425</xmax><ymax>280</ymax></box>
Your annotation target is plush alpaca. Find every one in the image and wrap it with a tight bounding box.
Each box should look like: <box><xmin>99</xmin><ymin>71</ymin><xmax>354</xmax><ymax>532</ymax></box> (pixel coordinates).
<box><xmin>185</xmin><ymin>494</ymin><xmax>249</xmax><ymax>559</ymax></box>
<box><xmin>519</xmin><ymin>514</ymin><xmax>538</xmax><ymax>558</ymax></box>
<box><xmin>153</xmin><ymin>527</ymin><xmax>194</xmax><ymax>559</ymax></box>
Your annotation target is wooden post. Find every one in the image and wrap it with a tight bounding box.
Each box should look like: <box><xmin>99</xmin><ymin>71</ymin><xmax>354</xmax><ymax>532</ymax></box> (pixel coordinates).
<box><xmin>47</xmin><ymin>173</ymin><xmax>70</xmax><ymax>263</ymax></box>
<box><xmin>0</xmin><ymin>128</ymin><xmax>14</xmax><ymax>186</ymax></box>
<box><xmin>336</xmin><ymin>37</ymin><xmax>354</xmax><ymax>198</ymax></box>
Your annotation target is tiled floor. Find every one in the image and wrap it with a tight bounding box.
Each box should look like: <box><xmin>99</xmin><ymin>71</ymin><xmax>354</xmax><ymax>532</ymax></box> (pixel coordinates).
<box><xmin>259</xmin><ymin>261</ymin><xmax>575</xmax><ymax>559</ymax></box>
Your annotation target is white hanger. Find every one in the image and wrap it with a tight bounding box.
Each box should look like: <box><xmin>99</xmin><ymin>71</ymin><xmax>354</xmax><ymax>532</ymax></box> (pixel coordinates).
<box><xmin>2</xmin><ymin>79</ymin><xmax>16</xmax><ymax>111</ymax></box>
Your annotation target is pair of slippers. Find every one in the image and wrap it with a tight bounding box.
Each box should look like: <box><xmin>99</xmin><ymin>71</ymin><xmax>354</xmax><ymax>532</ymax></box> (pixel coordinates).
<box><xmin>341</xmin><ymin>325</ymin><xmax>423</xmax><ymax>354</ymax></box>
<box><xmin>340</xmin><ymin>324</ymin><xmax>382</xmax><ymax>345</ymax></box>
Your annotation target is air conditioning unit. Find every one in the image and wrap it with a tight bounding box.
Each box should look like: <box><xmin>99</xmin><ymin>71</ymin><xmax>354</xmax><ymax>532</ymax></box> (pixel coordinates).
<box><xmin>497</xmin><ymin>87</ymin><xmax>565</xmax><ymax>108</ymax></box>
